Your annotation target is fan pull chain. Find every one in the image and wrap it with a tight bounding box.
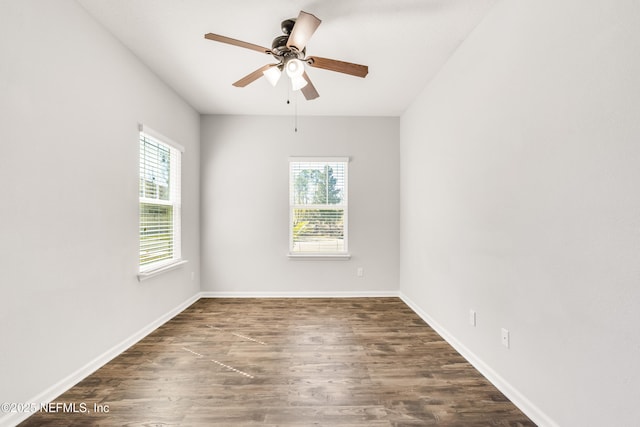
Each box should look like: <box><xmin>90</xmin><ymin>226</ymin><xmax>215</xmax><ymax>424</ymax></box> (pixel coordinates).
<box><xmin>285</xmin><ymin>85</ymin><xmax>298</xmax><ymax>133</ymax></box>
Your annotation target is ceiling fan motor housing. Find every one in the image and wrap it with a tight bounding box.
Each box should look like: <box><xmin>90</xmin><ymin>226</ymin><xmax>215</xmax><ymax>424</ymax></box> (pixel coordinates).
<box><xmin>281</xmin><ymin>18</ymin><xmax>296</xmax><ymax>35</ymax></box>
<box><xmin>271</xmin><ymin>35</ymin><xmax>289</xmax><ymax>52</ymax></box>
<box><xmin>271</xmin><ymin>35</ymin><xmax>305</xmax><ymax>59</ymax></box>
<box><xmin>272</xmin><ymin>17</ymin><xmax>305</xmax><ymax>60</ymax></box>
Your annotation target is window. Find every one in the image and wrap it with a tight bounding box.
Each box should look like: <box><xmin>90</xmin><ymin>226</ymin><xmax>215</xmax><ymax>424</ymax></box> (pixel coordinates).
<box><xmin>139</xmin><ymin>125</ymin><xmax>183</xmax><ymax>273</ymax></box>
<box><xmin>289</xmin><ymin>157</ymin><xmax>349</xmax><ymax>257</ymax></box>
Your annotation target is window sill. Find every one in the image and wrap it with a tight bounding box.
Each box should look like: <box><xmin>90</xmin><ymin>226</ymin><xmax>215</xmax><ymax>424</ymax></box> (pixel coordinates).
<box><xmin>288</xmin><ymin>253</ymin><xmax>351</xmax><ymax>261</ymax></box>
<box><xmin>138</xmin><ymin>259</ymin><xmax>188</xmax><ymax>281</ymax></box>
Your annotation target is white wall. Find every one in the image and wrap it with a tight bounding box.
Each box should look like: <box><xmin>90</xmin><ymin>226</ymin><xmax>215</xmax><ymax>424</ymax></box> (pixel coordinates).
<box><xmin>399</xmin><ymin>1</ymin><xmax>640</xmax><ymax>426</ymax></box>
<box><xmin>201</xmin><ymin>115</ymin><xmax>399</xmax><ymax>295</ymax></box>
<box><xmin>0</xmin><ymin>0</ymin><xmax>200</xmax><ymax>419</ymax></box>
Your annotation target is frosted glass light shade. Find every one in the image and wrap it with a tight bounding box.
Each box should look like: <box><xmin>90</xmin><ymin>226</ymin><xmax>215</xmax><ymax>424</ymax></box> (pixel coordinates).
<box><xmin>290</xmin><ymin>75</ymin><xmax>308</xmax><ymax>91</ymax></box>
<box><xmin>285</xmin><ymin>59</ymin><xmax>305</xmax><ymax>78</ymax></box>
<box><xmin>263</xmin><ymin>66</ymin><xmax>281</xmax><ymax>87</ymax></box>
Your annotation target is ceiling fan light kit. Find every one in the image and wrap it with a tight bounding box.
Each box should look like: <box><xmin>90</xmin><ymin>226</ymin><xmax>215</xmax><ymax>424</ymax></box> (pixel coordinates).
<box><xmin>204</xmin><ymin>11</ymin><xmax>368</xmax><ymax>100</ymax></box>
<box><xmin>285</xmin><ymin>58</ymin><xmax>304</xmax><ymax>78</ymax></box>
<box><xmin>290</xmin><ymin>74</ymin><xmax>308</xmax><ymax>91</ymax></box>
<box><xmin>262</xmin><ymin>65</ymin><xmax>282</xmax><ymax>87</ymax></box>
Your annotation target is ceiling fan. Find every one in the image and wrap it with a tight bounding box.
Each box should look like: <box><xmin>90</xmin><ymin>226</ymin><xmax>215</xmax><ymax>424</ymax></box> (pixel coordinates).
<box><xmin>204</xmin><ymin>11</ymin><xmax>368</xmax><ymax>100</ymax></box>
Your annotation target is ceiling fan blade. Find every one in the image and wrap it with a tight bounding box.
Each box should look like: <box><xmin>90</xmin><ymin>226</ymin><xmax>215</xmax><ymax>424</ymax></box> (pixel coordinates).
<box><xmin>301</xmin><ymin>72</ymin><xmax>319</xmax><ymax>100</ymax></box>
<box><xmin>232</xmin><ymin>64</ymin><xmax>276</xmax><ymax>87</ymax></box>
<box><xmin>286</xmin><ymin>11</ymin><xmax>321</xmax><ymax>51</ymax></box>
<box><xmin>204</xmin><ymin>33</ymin><xmax>271</xmax><ymax>54</ymax></box>
<box><xmin>307</xmin><ymin>56</ymin><xmax>368</xmax><ymax>78</ymax></box>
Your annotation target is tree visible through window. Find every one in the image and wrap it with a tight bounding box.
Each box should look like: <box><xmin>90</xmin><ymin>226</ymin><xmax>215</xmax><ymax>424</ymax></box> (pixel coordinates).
<box><xmin>289</xmin><ymin>158</ymin><xmax>348</xmax><ymax>255</ymax></box>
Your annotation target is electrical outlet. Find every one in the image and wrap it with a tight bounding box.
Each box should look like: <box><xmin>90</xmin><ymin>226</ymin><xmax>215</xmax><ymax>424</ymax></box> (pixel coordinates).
<box><xmin>357</xmin><ymin>267</ymin><xmax>364</xmax><ymax>277</ymax></box>
<box><xmin>469</xmin><ymin>310</ymin><xmax>476</xmax><ymax>327</ymax></box>
<box><xmin>501</xmin><ymin>328</ymin><xmax>510</xmax><ymax>348</ymax></box>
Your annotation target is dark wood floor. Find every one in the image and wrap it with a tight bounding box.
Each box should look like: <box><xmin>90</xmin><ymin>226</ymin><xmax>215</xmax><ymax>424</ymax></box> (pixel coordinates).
<box><xmin>19</xmin><ymin>298</ymin><xmax>535</xmax><ymax>426</ymax></box>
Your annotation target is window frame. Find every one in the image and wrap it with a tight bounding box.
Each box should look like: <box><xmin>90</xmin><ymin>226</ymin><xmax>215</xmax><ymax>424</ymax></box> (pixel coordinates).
<box><xmin>138</xmin><ymin>124</ymin><xmax>187</xmax><ymax>279</ymax></box>
<box><xmin>288</xmin><ymin>157</ymin><xmax>350</xmax><ymax>260</ymax></box>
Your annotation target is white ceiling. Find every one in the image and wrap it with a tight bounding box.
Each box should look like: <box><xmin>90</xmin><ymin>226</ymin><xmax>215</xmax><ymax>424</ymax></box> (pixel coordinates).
<box><xmin>77</xmin><ymin>0</ymin><xmax>497</xmax><ymax>116</ymax></box>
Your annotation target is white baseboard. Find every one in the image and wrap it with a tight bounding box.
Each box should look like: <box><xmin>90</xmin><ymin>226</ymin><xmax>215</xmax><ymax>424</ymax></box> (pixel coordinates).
<box><xmin>399</xmin><ymin>292</ymin><xmax>559</xmax><ymax>427</ymax></box>
<box><xmin>199</xmin><ymin>290</ymin><xmax>400</xmax><ymax>298</ymax></box>
<box><xmin>0</xmin><ymin>293</ymin><xmax>201</xmax><ymax>427</ymax></box>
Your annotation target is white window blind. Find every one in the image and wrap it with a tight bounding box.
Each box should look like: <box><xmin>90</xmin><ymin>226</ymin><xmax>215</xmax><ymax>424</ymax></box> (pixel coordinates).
<box><xmin>289</xmin><ymin>157</ymin><xmax>348</xmax><ymax>255</ymax></box>
<box><xmin>139</xmin><ymin>126</ymin><xmax>182</xmax><ymax>271</ymax></box>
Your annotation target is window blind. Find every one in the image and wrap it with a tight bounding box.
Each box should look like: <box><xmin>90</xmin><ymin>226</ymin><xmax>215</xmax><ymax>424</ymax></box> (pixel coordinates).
<box><xmin>139</xmin><ymin>130</ymin><xmax>182</xmax><ymax>270</ymax></box>
<box><xmin>289</xmin><ymin>158</ymin><xmax>348</xmax><ymax>254</ymax></box>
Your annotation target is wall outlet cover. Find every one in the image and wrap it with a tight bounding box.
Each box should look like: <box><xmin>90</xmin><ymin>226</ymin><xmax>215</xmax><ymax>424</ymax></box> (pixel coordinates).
<box><xmin>501</xmin><ymin>328</ymin><xmax>510</xmax><ymax>348</ymax></box>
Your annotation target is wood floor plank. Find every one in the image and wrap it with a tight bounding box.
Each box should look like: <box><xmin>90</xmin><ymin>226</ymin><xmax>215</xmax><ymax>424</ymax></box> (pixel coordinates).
<box><xmin>18</xmin><ymin>298</ymin><xmax>536</xmax><ymax>426</ymax></box>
